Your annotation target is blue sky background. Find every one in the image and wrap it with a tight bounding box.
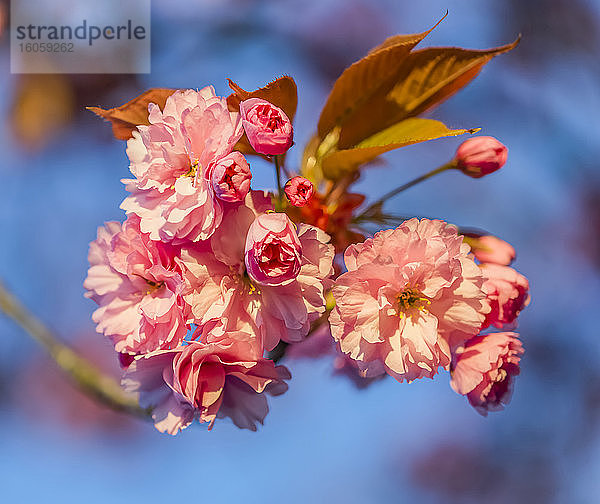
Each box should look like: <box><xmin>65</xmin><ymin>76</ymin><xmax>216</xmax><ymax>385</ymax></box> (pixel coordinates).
<box><xmin>1</xmin><ymin>1</ymin><xmax>599</xmax><ymax>502</ymax></box>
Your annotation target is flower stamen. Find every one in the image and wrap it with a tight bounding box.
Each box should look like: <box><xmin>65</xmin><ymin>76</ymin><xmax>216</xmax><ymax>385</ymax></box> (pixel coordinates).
<box><xmin>184</xmin><ymin>159</ymin><xmax>200</xmax><ymax>178</ymax></box>
<box><xmin>395</xmin><ymin>288</ymin><xmax>430</xmax><ymax>318</ymax></box>
<box><xmin>237</xmin><ymin>266</ymin><xmax>262</xmax><ymax>296</ymax></box>
<box><xmin>145</xmin><ymin>279</ymin><xmax>164</xmax><ymax>295</ymax></box>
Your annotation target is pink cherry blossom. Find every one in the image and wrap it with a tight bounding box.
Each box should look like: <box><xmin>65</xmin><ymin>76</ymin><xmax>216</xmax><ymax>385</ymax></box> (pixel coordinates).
<box><xmin>239</xmin><ymin>98</ymin><xmax>293</xmax><ymax>156</ymax></box>
<box><xmin>480</xmin><ymin>264</ymin><xmax>530</xmax><ymax>329</ymax></box>
<box><xmin>330</xmin><ymin>218</ymin><xmax>489</xmax><ymax>383</ymax></box>
<box><xmin>180</xmin><ymin>191</ymin><xmax>334</xmax><ymax>351</ymax></box>
<box><xmin>122</xmin><ymin>335</ymin><xmax>291</xmax><ymax>434</ymax></box>
<box><xmin>84</xmin><ymin>215</ymin><xmax>190</xmax><ymax>355</ymax></box>
<box><xmin>450</xmin><ymin>331</ymin><xmax>524</xmax><ymax>415</ymax></box>
<box><xmin>466</xmin><ymin>234</ymin><xmax>516</xmax><ymax>265</ymax></box>
<box><xmin>284</xmin><ymin>176</ymin><xmax>314</xmax><ymax>207</ymax></box>
<box><xmin>121</xmin><ymin>87</ymin><xmax>244</xmax><ymax>243</ymax></box>
<box><xmin>209</xmin><ymin>151</ymin><xmax>252</xmax><ymax>202</ymax></box>
<box><xmin>245</xmin><ymin>213</ymin><xmax>302</xmax><ymax>286</ymax></box>
<box><xmin>455</xmin><ymin>136</ymin><xmax>508</xmax><ymax>178</ymax></box>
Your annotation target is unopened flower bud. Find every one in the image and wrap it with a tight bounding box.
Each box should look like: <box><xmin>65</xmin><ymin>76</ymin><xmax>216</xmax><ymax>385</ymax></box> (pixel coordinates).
<box><xmin>455</xmin><ymin>136</ymin><xmax>507</xmax><ymax>178</ymax></box>
<box><xmin>465</xmin><ymin>234</ymin><xmax>516</xmax><ymax>265</ymax></box>
<box><xmin>239</xmin><ymin>98</ymin><xmax>293</xmax><ymax>156</ymax></box>
<box><xmin>284</xmin><ymin>176</ymin><xmax>314</xmax><ymax>207</ymax></box>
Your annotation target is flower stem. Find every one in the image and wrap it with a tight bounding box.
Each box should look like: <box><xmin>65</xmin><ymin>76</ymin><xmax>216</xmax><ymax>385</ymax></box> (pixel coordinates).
<box><xmin>0</xmin><ymin>280</ymin><xmax>148</xmax><ymax>418</ymax></box>
<box><xmin>355</xmin><ymin>161</ymin><xmax>457</xmax><ymax>222</ymax></box>
<box><xmin>274</xmin><ymin>155</ymin><xmax>284</xmax><ymax>198</ymax></box>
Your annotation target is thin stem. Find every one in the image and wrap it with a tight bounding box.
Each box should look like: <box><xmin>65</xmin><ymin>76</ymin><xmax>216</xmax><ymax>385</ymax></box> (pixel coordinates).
<box><xmin>0</xmin><ymin>280</ymin><xmax>148</xmax><ymax>418</ymax></box>
<box><xmin>355</xmin><ymin>161</ymin><xmax>457</xmax><ymax>222</ymax></box>
<box><xmin>274</xmin><ymin>155</ymin><xmax>283</xmax><ymax>198</ymax></box>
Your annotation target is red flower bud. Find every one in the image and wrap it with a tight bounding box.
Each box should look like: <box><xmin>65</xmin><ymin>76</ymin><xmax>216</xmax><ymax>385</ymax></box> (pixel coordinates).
<box><xmin>284</xmin><ymin>176</ymin><xmax>314</xmax><ymax>207</ymax></box>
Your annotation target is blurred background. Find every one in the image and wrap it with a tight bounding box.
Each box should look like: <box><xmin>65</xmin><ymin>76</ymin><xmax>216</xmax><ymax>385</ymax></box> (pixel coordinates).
<box><xmin>1</xmin><ymin>0</ymin><xmax>599</xmax><ymax>502</ymax></box>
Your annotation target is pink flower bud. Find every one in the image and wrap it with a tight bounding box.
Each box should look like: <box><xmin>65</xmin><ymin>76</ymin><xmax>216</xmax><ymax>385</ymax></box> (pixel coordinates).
<box><xmin>245</xmin><ymin>213</ymin><xmax>302</xmax><ymax>286</ymax></box>
<box><xmin>239</xmin><ymin>98</ymin><xmax>293</xmax><ymax>156</ymax></box>
<box><xmin>466</xmin><ymin>234</ymin><xmax>516</xmax><ymax>265</ymax></box>
<box><xmin>455</xmin><ymin>136</ymin><xmax>508</xmax><ymax>178</ymax></box>
<box><xmin>284</xmin><ymin>176</ymin><xmax>314</xmax><ymax>207</ymax></box>
<box><xmin>451</xmin><ymin>332</ymin><xmax>523</xmax><ymax>416</ymax></box>
<box><xmin>209</xmin><ymin>151</ymin><xmax>252</xmax><ymax>202</ymax></box>
<box><xmin>481</xmin><ymin>264</ymin><xmax>530</xmax><ymax>329</ymax></box>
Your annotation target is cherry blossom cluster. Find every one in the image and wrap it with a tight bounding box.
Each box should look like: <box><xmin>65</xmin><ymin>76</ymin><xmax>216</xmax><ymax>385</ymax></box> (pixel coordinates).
<box><xmin>330</xmin><ymin>219</ymin><xmax>529</xmax><ymax>415</ymax></box>
<box><xmin>85</xmin><ymin>88</ymin><xmax>332</xmax><ymax>433</ymax></box>
<box><xmin>85</xmin><ymin>87</ymin><xmax>530</xmax><ymax>434</ymax></box>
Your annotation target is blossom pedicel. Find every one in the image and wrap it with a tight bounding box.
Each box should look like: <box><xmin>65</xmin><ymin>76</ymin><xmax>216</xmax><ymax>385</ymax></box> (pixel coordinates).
<box><xmin>85</xmin><ymin>24</ymin><xmax>529</xmax><ymax>433</ymax></box>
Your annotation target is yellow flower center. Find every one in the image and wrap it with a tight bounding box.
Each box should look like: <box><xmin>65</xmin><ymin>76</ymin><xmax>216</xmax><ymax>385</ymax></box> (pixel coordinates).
<box><xmin>395</xmin><ymin>288</ymin><xmax>430</xmax><ymax>318</ymax></box>
<box><xmin>145</xmin><ymin>279</ymin><xmax>164</xmax><ymax>295</ymax></box>
<box><xmin>184</xmin><ymin>159</ymin><xmax>200</xmax><ymax>178</ymax></box>
<box><xmin>246</xmin><ymin>282</ymin><xmax>260</xmax><ymax>295</ymax></box>
<box><xmin>232</xmin><ymin>266</ymin><xmax>262</xmax><ymax>296</ymax></box>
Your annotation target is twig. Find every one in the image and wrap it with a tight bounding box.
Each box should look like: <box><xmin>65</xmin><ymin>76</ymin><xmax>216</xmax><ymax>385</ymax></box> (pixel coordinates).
<box><xmin>0</xmin><ymin>280</ymin><xmax>148</xmax><ymax>418</ymax></box>
<box><xmin>355</xmin><ymin>162</ymin><xmax>456</xmax><ymax>222</ymax></box>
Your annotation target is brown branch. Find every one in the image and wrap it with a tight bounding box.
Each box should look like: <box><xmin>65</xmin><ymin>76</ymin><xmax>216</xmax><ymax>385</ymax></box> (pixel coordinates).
<box><xmin>0</xmin><ymin>280</ymin><xmax>148</xmax><ymax>418</ymax></box>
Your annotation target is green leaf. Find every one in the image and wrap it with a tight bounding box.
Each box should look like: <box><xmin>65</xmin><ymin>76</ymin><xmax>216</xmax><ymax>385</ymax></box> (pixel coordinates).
<box><xmin>322</xmin><ymin>118</ymin><xmax>478</xmax><ymax>179</ymax></box>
